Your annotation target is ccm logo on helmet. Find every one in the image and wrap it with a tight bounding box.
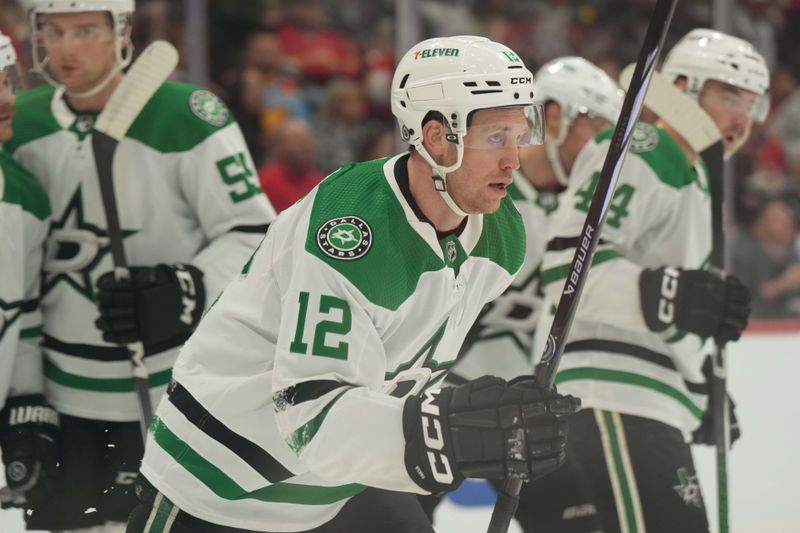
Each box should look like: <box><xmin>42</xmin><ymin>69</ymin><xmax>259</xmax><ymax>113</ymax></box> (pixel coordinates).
<box><xmin>511</xmin><ymin>77</ymin><xmax>532</xmax><ymax>84</ymax></box>
<box><xmin>420</xmin><ymin>389</ymin><xmax>454</xmax><ymax>484</ymax></box>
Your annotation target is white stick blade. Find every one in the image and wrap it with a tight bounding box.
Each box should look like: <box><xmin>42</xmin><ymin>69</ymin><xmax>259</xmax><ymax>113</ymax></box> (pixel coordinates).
<box><xmin>620</xmin><ymin>63</ymin><xmax>721</xmax><ymax>153</ymax></box>
<box><xmin>95</xmin><ymin>40</ymin><xmax>179</xmax><ymax>140</ymax></box>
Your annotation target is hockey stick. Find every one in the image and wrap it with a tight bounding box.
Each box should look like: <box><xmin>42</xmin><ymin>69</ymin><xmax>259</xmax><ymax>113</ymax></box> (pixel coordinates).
<box><xmin>485</xmin><ymin>1</ymin><xmax>679</xmax><ymax>531</ymax></box>
<box><xmin>620</xmin><ymin>64</ymin><xmax>730</xmax><ymax>533</ymax></box>
<box><xmin>92</xmin><ymin>40</ymin><xmax>179</xmax><ymax>441</ymax></box>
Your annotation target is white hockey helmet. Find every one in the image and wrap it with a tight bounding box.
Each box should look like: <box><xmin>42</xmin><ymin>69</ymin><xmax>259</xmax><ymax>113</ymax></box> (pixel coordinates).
<box><xmin>0</xmin><ymin>32</ymin><xmax>16</xmax><ymax>71</ymax></box>
<box><xmin>0</xmin><ymin>31</ymin><xmax>25</xmax><ymax>96</ymax></box>
<box><xmin>662</xmin><ymin>29</ymin><xmax>770</xmax><ymax>122</ymax></box>
<box><xmin>391</xmin><ymin>35</ymin><xmax>544</xmax><ymax>216</ymax></box>
<box><xmin>28</xmin><ymin>0</ymin><xmax>136</xmax><ymax>98</ymax></box>
<box><xmin>533</xmin><ymin>56</ymin><xmax>624</xmax><ymax>185</ymax></box>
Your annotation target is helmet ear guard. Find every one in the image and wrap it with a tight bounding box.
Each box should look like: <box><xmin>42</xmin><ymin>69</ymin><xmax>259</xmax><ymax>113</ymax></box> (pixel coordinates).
<box><xmin>391</xmin><ymin>35</ymin><xmax>543</xmax><ymax>216</ymax></box>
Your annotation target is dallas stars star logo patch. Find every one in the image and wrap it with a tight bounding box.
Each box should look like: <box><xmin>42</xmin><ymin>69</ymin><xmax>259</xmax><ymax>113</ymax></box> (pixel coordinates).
<box><xmin>42</xmin><ymin>185</ymin><xmax>138</xmax><ymax>302</ymax></box>
<box><xmin>316</xmin><ymin>216</ymin><xmax>373</xmax><ymax>261</ymax></box>
<box><xmin>673</xmin><ymin>467</ymin><xmax>704</xmax><ymax>508</ymax></box>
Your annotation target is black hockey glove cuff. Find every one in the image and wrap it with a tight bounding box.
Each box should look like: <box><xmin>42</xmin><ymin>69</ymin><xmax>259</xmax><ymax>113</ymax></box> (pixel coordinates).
<box><xmin>639</xmin><ymin>267</ymin><xmax>750</xmax><ymax>344</ymax></box>
<box><xmin>96</xmin><ymin>263</ymin><xmax>205</xmax><ymax>345</ymax></box>
<box><xmin>692</xmin><ymin>357</ymin><xmax>741</xmax><ymax>447</ymax></box>
<box><xmin>402</xmin><ymin>375</ymin><xmax>580</xmax><ymax>494</ymax></box>
<box><xmin>0</xmin><ymin>395</ymin><xmax>60</xmax><ymax>509</ymax></box>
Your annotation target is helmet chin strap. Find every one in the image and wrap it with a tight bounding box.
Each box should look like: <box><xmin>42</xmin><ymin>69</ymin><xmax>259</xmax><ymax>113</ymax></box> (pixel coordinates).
<box><xmin>545</xmin><ymin>117</ymin><xmax>571</xmax><ymax>186</ymax></box>
<box><xmin>417</xmin><ymin>140</ymin><xmax>470</xmax><ymax>218</ymax></box>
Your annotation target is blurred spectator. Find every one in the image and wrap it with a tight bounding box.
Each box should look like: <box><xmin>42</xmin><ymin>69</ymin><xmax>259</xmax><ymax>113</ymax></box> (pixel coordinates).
<box><xmin>313</xmin><ymin>78</ymin><xmax>384</xmax><ymax>173</ymax></box>
<box><xmin>227</xmin><ymin>28</ymin><xmax>310</xmax><ymax>166</ymax></box>
<box><xmin>277</xmin><ymin>0</ymin><xmax>361</xmax><ymax>85</ymax></box>
<box><xmin>258</xmin><ymin>119</ymin><xmax>325</xmax><ymax>213</ymax></box>
<box><xmin>732</xmin><ymin>195</ymin><xmax>800</xmax><ymax>318</ymax></box>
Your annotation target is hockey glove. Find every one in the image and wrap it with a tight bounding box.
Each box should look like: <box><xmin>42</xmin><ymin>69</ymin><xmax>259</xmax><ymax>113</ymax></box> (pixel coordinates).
<box><xmin>639</xmin><ymin>267</ymin><xmax>750</xmax><ymax>344</ymax></box>
<box><xmin>95</xmin><ymin>264</ymin><xmax>205</xmax><ymax>345</ymax></box>
<box><xmin>402</xmin><ymin>375</ymin><xmax>581</xmax><ymax>494</ymax></box>
<box><xmin>0</xmin><ymin>395</ymin><xmax>60</xmax><ymax>509</ymax></box>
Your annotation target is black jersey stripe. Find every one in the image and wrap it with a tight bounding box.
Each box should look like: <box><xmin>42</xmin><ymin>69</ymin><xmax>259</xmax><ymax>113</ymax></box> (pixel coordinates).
<box><xmin>229</xmin><ymin>223</ymin><xmax>270</xmax><ymax>234</ymax></box>
<box><xmin>278</xmin><ymin>380</ymin><xmax>351</xmax><ymax>406</ymax></box>
<box><xmin>564</xmin><ymin>339</ymin><xmax>676</xmax><ymax>371</ymax></box>
<box><xmin>564</xmin><ymin>338</ymin><xmax>710</xmax><ymax>396</ymax></box>
<box><xmin>42</xmin><ymin>332</ymin><xmax>190</xmax><ymax>362</ymax></box>
<box><xmin>546</xmin><ymin>236</ymin><xmax>609</xmax><ymax>252</ymax></box>
<box><xmin>167</xmin><ymin>381</ymin><xmax>294</xmax><ymax>483</ymax></box>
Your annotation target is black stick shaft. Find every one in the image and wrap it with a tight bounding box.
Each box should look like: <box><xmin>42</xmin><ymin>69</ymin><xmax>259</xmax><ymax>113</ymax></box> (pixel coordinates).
<box><xmin>703</xmin><ymin>140</ymin><xmax>730</xmax><ymax>533</ymax></box>
<box><xmin>486</xmin><ymin>0</ymin><xmax>679</xmax><ymax>531</ymax></box>
<box><xmin>93</xmin><ymin>131</ymin><xmax>153</xmax><ymax>442</ymax></box>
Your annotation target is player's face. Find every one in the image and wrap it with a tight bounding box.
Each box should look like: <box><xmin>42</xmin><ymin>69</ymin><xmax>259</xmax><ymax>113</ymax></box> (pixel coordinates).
<box><xmin>561</xmin><ymin>113</ymin><xmax>612</xmax><ymax>173</ymax></box>
<box><xmin>446</xmin><ymin>107</ymin><xmax>527</xmax><ymax>214</ymax></box>
<box><xmin>699</xmin><ymin>80</ymin><xmax>756</xmax><ymax>155</ymax></box>
<box><xmin>39</xmin><ymin>12</ymin><xmax>118</xmax><ymax>93</ymax></box>
<box><xmin>0</xmin><ymin>69</ymin><xmax>15</xmax><ymax>143</ymax></box>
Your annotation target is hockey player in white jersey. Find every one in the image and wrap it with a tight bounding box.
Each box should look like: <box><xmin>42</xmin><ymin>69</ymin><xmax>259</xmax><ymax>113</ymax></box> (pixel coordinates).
<box><xmin>3</xmin><ymin>1</ymin><xmax>275</xmax><ymax>531</ymax></box>
<box><xmin>126</xmin><ymin>36</ymin><xmax>581</xmax><ymax>533</ymax></box>
<box><xmin>430</xmin><ymin>56</ymin><xmax>623</xmax><ymax>527</ymax></box>
<box><xmin>450</xmin><ymin>56</ymin><xmax>623</xmax><ymax>384</ymax></box>
<box><xmin>0</xmin><ymin>29</ymin><xmax>60</xmax><ymax>514</ymax></box>
<box><xmin>528</xmin><ymin>29</ymin><xmax>766</xmax><ymax>532</ymax></box>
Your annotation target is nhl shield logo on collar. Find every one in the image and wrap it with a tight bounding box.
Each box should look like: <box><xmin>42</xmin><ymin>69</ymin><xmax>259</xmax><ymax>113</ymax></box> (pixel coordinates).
<box><xmin>316</xmin><ymin>216</ymin><xmax>373</xmax><ymax>261</ymax></box>
<box><xmin>446</xmin><ymin>240</ymin><xmax>457</xmax><ymax>262</ymax></box>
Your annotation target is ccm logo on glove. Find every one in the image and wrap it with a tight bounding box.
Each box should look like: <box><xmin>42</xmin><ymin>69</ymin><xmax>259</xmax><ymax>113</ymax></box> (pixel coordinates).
<box><xmin>419</xmin><ymin>389</ymin><xmax>455</xmax><ymax>485</ymax></box>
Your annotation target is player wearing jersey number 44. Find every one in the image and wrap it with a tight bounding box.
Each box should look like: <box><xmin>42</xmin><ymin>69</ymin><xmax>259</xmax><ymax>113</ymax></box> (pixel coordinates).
<box><xmin>126</xmin><ymin>36</ymin><xmax>579</xmax><ymax>533</ymax></box>
<box><xmin>529</xmin><ymin>29</ymin><xmax>766</xmax><ymax>532</ymax></box>
<box><xmin>3</xmin><ymin>1</ymin><xmax>275</xmax><ymax>531</ymax></box>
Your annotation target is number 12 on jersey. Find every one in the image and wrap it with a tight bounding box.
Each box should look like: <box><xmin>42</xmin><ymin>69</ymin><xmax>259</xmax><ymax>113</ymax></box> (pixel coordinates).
<box><xmin>289</xmin><ymin>291</ymin><xmax>352</xmax><ymax>360</ymax></box>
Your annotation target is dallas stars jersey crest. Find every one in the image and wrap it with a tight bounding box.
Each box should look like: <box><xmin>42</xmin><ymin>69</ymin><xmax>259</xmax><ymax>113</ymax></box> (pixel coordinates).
<box><xmin>0</xmin><ymin>152</ymin><xmax>50</xmax><ymax>408</ymax></box>
<box><xmin>3</xmin><ymin>82</ymin><xmax>275</xmax><ymax>422</ymax></box>
<box><xmin>140</xmin><ymin>154</ymin><xmax>525</xmax><ymax>531</ymax></box>
<box><xmin>451</xmin><ymin>170</ymin><xmax>559</xmax><ymax>383</ymax></box>
<box><xmin>534</xmin><ymin>123</ymin><xmax>712</xmax><ymax>436</ymax></box>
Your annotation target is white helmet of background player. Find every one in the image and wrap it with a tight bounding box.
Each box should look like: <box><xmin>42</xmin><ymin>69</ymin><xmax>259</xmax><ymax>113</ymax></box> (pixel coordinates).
<box><xmin>533</xmin><ymin>56</ymin><xmax>624</xmax><ymax>185</ymax></box>
<box><xmin>0</xmin><ymin>31</ymin><xmax>25</xmax><ymax>95</ymax></box>
<box><xmin>391</xmin><ymin>35</ymin><xmax>545</xmax><ymax>216</ymax></box>
<box><xmin>663</xmin><ymin>29</ymin><xmax>769</xmax><ymax>155</ymax></box>
<box><xmin>27</xmin><ymin>0</ymin><xmax>135</xmax><ymax>97</ymax></box>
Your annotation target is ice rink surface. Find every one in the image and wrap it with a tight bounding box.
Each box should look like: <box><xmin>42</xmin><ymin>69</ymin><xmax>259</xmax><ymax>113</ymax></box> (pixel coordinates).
<box><xmin>1</xmin><ymin>328</ymin><xmax>797</xmax><ymax>532</ymax></box>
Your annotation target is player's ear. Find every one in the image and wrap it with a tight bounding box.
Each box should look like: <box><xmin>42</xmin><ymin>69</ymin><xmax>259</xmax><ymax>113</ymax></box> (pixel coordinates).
<box><xmin>421</xmin><ymin>117</ymin><xmax>448</xmax><ymax>161</ymax></box>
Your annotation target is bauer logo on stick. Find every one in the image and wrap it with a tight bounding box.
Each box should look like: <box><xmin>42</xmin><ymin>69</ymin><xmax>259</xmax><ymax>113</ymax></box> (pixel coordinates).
<box><xmin>316</xmin><ymin>216</ymin><xmax>373</xmax><ymax>260</ymax></box>
<box><xmin>190</xmin><ymin>90</ymin><xmax>230</xmax><ymax>127</ymax></box>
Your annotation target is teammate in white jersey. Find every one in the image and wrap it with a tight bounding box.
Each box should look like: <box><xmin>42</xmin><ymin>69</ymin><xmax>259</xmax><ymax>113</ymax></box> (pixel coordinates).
<box><xmin>528</xmin><ymin>29</ymin><xmax>767</xmax><ymax>532</ymax></box>
<box><xmin>126</xmin><ymin>36</ymin><xmax>580</xmax><ymax>533</ymax></box>
<box><xmin>431</xmin><ymin>56</ymin><xmax>623</xmax><ymax>526</ymax></box>
<box><xmin>0</xmin><ymin>29</ymin><xmax>61</xmax><ymax>515</ymax></box>
<box><xmin>451</xmin><ymin>56</ymin><xmax>624</xmax><ymax>383</ymax></box>
<box><xmin>3</xmin><ymin>1</ymin><xmax>275</xmax><ymax>530</ymax></box>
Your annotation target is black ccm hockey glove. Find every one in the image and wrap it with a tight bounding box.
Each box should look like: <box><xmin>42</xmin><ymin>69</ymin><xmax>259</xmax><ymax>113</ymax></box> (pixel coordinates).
<box><xmin>639</xmin><ymin>267</ymin><xmax>750</xmax><ymax>345</ymax></box>
<box><xmin>402</xmin><ymin>375</ymin><xmax>580</xmax><ymax>494</ymax></box>
<box><xmin>95</xmin><ymin>264</ymin><xmax>205</xmax><ymax>345</ymax></box>
<box><xmin>0</xmin><ymin>395</ymin><xmax>60</xmax><ymax>509</ymax></box>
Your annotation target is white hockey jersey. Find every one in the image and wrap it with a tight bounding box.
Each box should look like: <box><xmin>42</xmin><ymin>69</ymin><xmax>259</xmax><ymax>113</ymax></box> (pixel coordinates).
<box><xmin>451</xmin><ymin>171</ymin><xmax>560</xmax><ymax>382</ymax></box>
<box><xmin>0</xmin><ymin>152</ymin><xmax>49</xmax><ymax>408</ymax></box>
<box><xmin>4</xmin><ymin>82</ymin><xmax>275</xmax><ymax>421</ymax></box>
<box><xmin>534</xmin><ymin>123</ymin><xmax>713</xmax><ymax>437</ymax></box>
<box><xmin>140</xmin><ymin>154</ymin><xmax>525</xmax><ymax>531</ymax></box>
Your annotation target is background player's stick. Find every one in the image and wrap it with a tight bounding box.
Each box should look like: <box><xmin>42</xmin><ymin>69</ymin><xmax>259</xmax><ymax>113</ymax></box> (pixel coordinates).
<box><xmin>92</xmin><ymin>40</ymin><xmax>179</xmax><ymax>442</ymax></box>
<box><xmin>621</xmin><ymin>64</ymin><xmax>730</xmax><ymax>532</ymax></box>
<box><xmin>485</xmin><ymin>0</ymin><xmax>679</xmax><ymax>531</ymax></box>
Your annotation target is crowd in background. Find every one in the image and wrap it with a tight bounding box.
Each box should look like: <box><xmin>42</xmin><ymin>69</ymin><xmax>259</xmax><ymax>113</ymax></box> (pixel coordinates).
<box><xmin>2</xmin><ymin>0</ymin><xmax>799</xmax><ymax>319</ymax></box>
